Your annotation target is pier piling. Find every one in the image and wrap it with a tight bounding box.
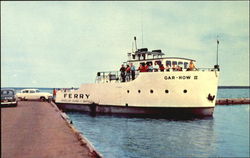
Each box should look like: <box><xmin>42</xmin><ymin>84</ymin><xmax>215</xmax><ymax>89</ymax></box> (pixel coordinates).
<box><xmin>216</xmin><ymin>98</ymin><xmax>250</xmax><ymax>105</ymax></box>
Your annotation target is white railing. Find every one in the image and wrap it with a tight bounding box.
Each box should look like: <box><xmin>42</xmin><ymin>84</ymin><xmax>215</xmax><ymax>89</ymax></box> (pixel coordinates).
<box><xmin>95</xmin><ymin>67</ymin><xmax>218</xmax><ymax>83</ymax></box>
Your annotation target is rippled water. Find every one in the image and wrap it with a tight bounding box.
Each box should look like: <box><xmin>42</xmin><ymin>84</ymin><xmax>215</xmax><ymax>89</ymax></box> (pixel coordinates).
<box><xmin>217</xmin><ymin>88</ymin><xmax>250</xmax><ymax>99</ymax></box>
<box><xmin>68</xmin><ymin>105</ymin><xmax>249</xmax><ymax>158</ymax></box>
<box><xmin>67</xmin><ymin>88</ymin><xmax>250</xmax><ymax>158</ymax></box>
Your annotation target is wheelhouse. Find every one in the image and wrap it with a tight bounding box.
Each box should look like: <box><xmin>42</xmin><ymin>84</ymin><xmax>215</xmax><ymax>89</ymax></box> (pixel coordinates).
<box><xmin>96</xmin><ymin>48</ymin><xmax>199</xmax><ymax>83</ymax></box>
<box><xmin>126</xmin><ymin>48</ymin><xmax>196</xmax><ymax>70</ymax></box>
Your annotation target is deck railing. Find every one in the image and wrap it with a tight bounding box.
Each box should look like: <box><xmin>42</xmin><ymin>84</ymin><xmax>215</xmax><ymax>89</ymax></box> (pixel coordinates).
<box><xmin>95</xmin><ymin>68</ymin><xmax>219</xmax><ymax>83</ymax></box>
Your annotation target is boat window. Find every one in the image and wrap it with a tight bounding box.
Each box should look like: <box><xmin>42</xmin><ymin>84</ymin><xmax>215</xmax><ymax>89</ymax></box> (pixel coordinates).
<box><xmin>140</xmin><ymin>62</ymin><xmax>145</xmax><ymax>66</ymax></box>
<box><xmin>178</xmin><ymin>62</ymin><xmax>183</xmax><ymax>65</ymax></box>
<box><xmin>127</xmin><ymin>90</ymin><xmax>130</xmax><ymax>93</ymax></box>
<box><xmin>36</xmin><ymin>90</ymin><xmax>40</xmax><ymax>93</ymax></box>
<box><xmin>166</xmin><ymin>60</ymin><xmax>171</xmax><ymax>67</ymax></box>
<box><xmin>132</xmin><ymin>55</ymin><xmax>135</xmax><ymax>59</ymax></box>
<box><xmin>138</xmin><ymin>90</ymin><xmax>141</xmax><ymax>93</ymax></box>
<box><xmin>30</xmin><ymin>90</ymin><xmax>35</xmax><ymax>93</ymax></box>
<box><xmin>147</xmin><ymin>54</ymin><xmax>152</xmax><ymax>59</ymax></box>
<box><xmin>183</xmin><ymin>89</ymin><xmax>187</xmax><ymax>93</ymax></box>
<box><xmin>142</xmin><ymin>53</ymin><xmax>146</xmax><ymax>60</ymax></box>
<box><xmin>165</xmin><ymin>90</ymin><xmax>169</xmax><ymax>93</ymax></box>
<box><xmin>150</xmin><ymin>90</ymin><xmax>154</xmax><ymax>93</ymax></box>
<box><xmin>184</xmin><ymin>62</ymin><xmax>188</xmax><ymax>69</ymax></box>
<box><xmin>155</xmin><ymin>60</ymin><xmax>161</xmax><ymax>66</ymax></box>
<box><xmin>172</xmin><ymin>61</ymin><xmax>177</xmax><ymax>65</ymax></box>
<box><xmin>138</xmin><ymin>54</ymin><xmax>141</xmax><ymax>60</ymax></box>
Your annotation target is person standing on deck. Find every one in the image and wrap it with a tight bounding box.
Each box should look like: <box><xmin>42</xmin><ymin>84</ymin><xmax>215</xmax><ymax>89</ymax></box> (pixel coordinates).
<box><xmin>166</xmin><ymin>64</ymin><xmax>170</xmax><ymax>71</ymax></box>
<box><xmin>120</xmin><ymin>65</ymin><xmax>126</xmax><ymax>82</ymax></box>
<box><xmin>153</xmin><ymin>61</ymin><xmax>158</xmax><ymax>72</ymax></box>
<box><xmin>126</xmin><ymin>65</ymin><xmax>131</xmax><ymax>81</ymax></box>
<box><xmin>187</xmin><ymin>60</ymin><xmax>196</xmax><ymax>71</ymax></box>
<box><xmin>138</xmin><ymin>63</ymin><xmax>147</xmax><ymax>72</ymax></box>
<box><xmin>130</xmin><ymin>63</ymin><xmax>136</xmax><ymax>80</ymax></box>
<box><xmin>159</xmin><ymin>64</ymin><xmax>165</xmax><ymax>72</ymax></box>
<box><xmin>172</xmin><ymin>63</ymin><xmax>177</xmax><ymax>71</ymax></box>
<box><xmin>148</xmin><ymin>63</ymin><xmax>154</xmax><ymax>72</ymax></box>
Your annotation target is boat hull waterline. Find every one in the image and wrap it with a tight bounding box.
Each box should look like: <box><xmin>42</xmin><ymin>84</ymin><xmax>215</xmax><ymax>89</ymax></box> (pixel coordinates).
<box><xmin>55</xmin><ymin>71</ymin><xmax>219</xmax><ymax>117</ymax></box>
<box><xmin>56</xmin><ymin>103</ymin><xmax>214</xmax><ymax>117</ymax></box>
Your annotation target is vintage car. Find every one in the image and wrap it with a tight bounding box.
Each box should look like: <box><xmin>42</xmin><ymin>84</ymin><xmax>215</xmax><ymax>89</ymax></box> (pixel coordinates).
<box><xmin>16</xmin><ymin>89</ymin><xmax>52</xmax><ymax>101</ymax></box>
<box><xmin>1</xmin><ymin>89</ymin><xmax>18</xmax><ymax>107</ymax></box>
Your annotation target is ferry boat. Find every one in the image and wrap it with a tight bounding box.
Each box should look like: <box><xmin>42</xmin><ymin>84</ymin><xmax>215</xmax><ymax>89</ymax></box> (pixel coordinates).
<box><xmin>55</xmin><ymin>38</ymin><xmax>220</xmax><ymax>117</ymax></box>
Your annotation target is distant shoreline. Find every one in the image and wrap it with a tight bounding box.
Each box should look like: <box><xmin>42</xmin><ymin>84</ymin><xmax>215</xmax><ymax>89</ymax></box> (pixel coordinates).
<box><xmin>218</xmin><ymin>86</ymin><xmax>250</xmax><ymax>89</ymax></box>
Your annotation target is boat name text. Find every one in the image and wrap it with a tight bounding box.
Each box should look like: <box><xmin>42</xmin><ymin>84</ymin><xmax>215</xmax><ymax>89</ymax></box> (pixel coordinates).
<box><xmin>164</xmin><ymin>75</ymin><xmax>198</xmax><ymax>80</ymax></box>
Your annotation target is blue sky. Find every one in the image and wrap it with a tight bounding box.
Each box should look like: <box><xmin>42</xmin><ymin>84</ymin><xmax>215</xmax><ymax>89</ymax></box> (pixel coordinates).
<box><xmin>1</xmin><ymin>1</ymin><xmax>249</xmax><ymax>87</ymax></box>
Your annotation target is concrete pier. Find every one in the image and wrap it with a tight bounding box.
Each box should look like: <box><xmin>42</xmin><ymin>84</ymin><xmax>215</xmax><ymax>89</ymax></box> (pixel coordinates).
<box><xmin>216</xmin><ymin>98</ymin><xmax>250</xmax><ymax>105</ymax></box>
<box><xmin>1</xmin><ymin>101</ymin><xmax>102</xmax><ymax>158</ymax></box>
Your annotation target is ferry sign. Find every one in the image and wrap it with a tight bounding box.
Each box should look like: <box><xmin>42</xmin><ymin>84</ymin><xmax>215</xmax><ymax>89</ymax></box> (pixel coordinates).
<box><xmin>63</xmin><ymin>93</ymin><xmax>90</xmax><ymax>99</ymax></box>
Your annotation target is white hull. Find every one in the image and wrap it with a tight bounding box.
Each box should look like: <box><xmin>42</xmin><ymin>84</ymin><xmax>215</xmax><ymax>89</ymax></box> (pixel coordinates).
<box><xmin>55</xmin><ymin>71</ymin><xmax>219</xmax><ymax>116</ymax></box>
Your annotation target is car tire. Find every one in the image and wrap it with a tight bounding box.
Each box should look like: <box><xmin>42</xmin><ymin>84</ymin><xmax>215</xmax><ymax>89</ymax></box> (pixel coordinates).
<box><xmin>40</xmin><ymin>97</ymin><xmax>46</xmax><ymax>102</ymax></box>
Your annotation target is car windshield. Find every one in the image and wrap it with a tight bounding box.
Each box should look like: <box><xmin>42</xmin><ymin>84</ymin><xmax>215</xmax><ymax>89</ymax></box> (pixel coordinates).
<box><xmin>1</xmin><ymin>90</ymin><xmax>14</xmax><ymax>95</ymax></box>
<box><xmin>36</xmin><ymin>90</ymin><xmax>40</xmax><ymax>93</ymax></box>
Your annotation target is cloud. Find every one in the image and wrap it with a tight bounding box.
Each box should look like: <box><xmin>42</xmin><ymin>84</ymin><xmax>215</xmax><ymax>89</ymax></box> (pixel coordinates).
<box><xmin>1</xmin><ymin>1</ymin><xmax>249</xmax><ymax>87</ymax></box>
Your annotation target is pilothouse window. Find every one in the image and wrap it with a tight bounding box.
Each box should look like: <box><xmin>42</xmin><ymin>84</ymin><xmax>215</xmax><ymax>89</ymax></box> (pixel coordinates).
<box><xmin>142</xmin><ymin>53</ymin><xmax>146</xmax><ymax>60</ymax></box>
<box><xmin>166</xmin><ymin>60</ymin><xmax>171</xmax><ymax>67</ymax></box>
<box><xmin>184</xmin><ymin>62</ymin><xmax>188</xmax><ymax>69</ymax></box>
<box><xmin>146</xmin><ymin>61</ymin><xmax>153</xmax><ymax>66</ymax></box>
<box><xmin>140</xmin><ymin>62</ymin><xmax>146</xmax><ymax>66</ymax></box>
<box><xmin>132</xmin><ymin>55</ymin><xmax>135</xmax><ymax>59</ymax></box>
<box><xmin>172</xmin><ymin>61</ymin><xmax>177</xmax><ymax>65</ymax></box>
<box><xmin>155</xmin><ymin>60</ymin><xmax>161</xmax><ymax>66</ymax></box>
<box><xmin>178</xmin><ymin>62</ymin><xmax>183</xmax><ymax>65</ymax></box>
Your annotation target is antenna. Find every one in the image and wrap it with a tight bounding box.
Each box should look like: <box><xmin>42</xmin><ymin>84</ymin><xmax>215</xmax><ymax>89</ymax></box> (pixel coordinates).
<box><xmin>134</xmin><ymin>36</ymin><xmax>137</xmax><ymax>51</ymax></box>
<box><xmin>215</xmin><ymin>35</ymin><xmax>220</xmax><ymax>71</ymax></box>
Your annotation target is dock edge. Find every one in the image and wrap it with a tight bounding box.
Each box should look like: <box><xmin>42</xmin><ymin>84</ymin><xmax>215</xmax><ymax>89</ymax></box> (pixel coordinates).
<box><xmin>50</xmin><ymin>102</ymin><xmax>103</xmax><ymax>158</ymax></box>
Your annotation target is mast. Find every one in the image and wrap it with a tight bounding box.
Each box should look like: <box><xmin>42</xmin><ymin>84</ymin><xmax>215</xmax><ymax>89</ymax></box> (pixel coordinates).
<box><xmin>216</xmin><ymin>36</ymin><xmax>219</xmax><ymax>66</ymax></box>
<box><xmin>215</xmin><ymin>36</ymin><xmax>220</xmax><ymax>71</ymax></box>
<box><xmin>134</xmin><ymin>36</ymin><xmax>137</xmax><ymax>51</ymax></box>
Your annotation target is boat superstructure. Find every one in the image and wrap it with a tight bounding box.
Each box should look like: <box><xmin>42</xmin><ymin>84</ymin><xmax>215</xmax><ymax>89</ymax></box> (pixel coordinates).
<box><xmin>55</xmin><ymin>38</ymin><xmax>220</xmax><ymax>117</ymax></box>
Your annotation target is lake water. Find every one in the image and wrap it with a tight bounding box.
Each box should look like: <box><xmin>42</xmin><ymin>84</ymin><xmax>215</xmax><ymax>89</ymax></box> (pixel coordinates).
<box><xmin>66</xmin><ymin>88</ymin><xmax>249</xmax><ymax>158</ymax></box>
<box><xmin>5</xmin><ymin>87</ymin><xmax>250</xmax><ymax>157</ymax></box>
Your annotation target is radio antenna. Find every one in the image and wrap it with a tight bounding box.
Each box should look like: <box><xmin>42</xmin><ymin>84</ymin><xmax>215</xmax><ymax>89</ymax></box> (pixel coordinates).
<box><xmin>216</xmin><ymin>35</ymin><xmax>219</xmax><ymax>65</ymax></box>
<box><xmin>134</xmin><ymin>36</ymin><xmax>137</xmax><ymax>51</ymax></box>
<box><xmin>215</xmin><ymin>35</ymin><xmax>220</xmax><ymax>71</ymax></box>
